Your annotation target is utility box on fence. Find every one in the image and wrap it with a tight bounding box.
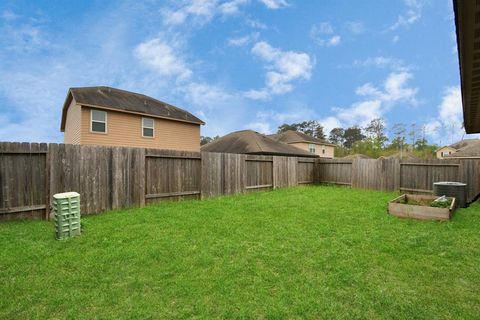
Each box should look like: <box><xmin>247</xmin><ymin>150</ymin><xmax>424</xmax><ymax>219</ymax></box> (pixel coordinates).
<box><xmin>53</xmin><ymin>192</ymin><xmax>81</xmax><ymax>240</ymax></box>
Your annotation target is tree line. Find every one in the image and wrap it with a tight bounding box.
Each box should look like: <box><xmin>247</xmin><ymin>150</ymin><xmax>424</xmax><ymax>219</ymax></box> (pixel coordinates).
<box><xmin>200</xmin><ymin>118</ymin><xmax>440</xmax><ymax>159</ymax></box>
<box><xmin>275</xmin><ymin>118</ymin><xmax>437</xmax><ymax>158</ymax></box>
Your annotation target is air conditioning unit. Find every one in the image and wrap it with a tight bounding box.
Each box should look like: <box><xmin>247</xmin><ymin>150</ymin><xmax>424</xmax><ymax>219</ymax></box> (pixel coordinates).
<box><xmin>433</xmin><ymin>182</ymin><xmax>467</xmax><ymax>208</ymax></box>
<box><xmin>53</xmin><ymin>192</ymin><xmax>81</xmax><ymax>240</ymax></box>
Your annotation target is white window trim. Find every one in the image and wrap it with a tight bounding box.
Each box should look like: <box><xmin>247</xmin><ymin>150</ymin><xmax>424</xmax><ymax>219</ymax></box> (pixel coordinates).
<box><xmin>142</xmin><ymin>117</ymin><xmax>155</xmax><ymax>138</ymax></box>
<box><xmin>308</xmin><ymin>143</ymin><xmax>316</xmax><ymax>153</ymax></box>
<box><xmin>90</xmin><ymin>109</ymin><xmax>107</xmax><ymax>134</ymax></box>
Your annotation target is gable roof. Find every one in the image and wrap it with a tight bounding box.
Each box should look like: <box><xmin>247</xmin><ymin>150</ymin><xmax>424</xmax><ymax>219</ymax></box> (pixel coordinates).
<box><xmin>60</xmin><ymin>86</ymin><xmax>204</xmax><ymax>131</ymax></box>
<box><xmin>449</xmin><ymin>139</ymin><xmax>480</xmax><ymax>150</ymax></box>
<box><xmin>268</xmin><ymin>130</ymin><xmax>335</xmax><ymax>146</ymax></box>
<box><xmin>201</xmin><ymin>130</ymin><xmax>318</xmax><ymax>157</ymax></box>
<box><xmin>445</xmin><ymin>141</ymin><xmax>480</xmax><ymax>158</ymax></box>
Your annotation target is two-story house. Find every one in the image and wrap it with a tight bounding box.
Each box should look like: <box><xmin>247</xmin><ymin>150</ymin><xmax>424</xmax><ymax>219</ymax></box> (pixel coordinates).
<box><xmin>60</xmin><ymin>86</ymin><xmax>204</xmax><ymax>151</ymax></box>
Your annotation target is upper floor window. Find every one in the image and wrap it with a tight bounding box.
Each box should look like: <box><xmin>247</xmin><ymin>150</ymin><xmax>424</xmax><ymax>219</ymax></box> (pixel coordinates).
<box><xmin>309</xmin><ymin>144</ymin><xmax>316</xmax><ymax>153</ymax></box>
<box><xmin>142</xmin><ymin>117</ymin><xmax>154</xmax><ymax>138</ymax></box>
<box><xmin>442</xmin><ymin>151</ymin><xmax>451</xmax><ymax>157</ymax></box>
<box><xmin>322</xmin><ymin>148</ymin><xmax>326</xmax><ymax>155</ymax></box>
<box><xmin>91</xmin><ymin>110</ymin><xmax>107</xmax><ymax>133</ymax></box>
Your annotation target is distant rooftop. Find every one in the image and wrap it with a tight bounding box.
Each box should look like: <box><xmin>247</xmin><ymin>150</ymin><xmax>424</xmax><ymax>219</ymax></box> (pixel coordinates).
<box><xmin>268</xmin><ymin>130</ymin><xmax>335</xmax><ymax>146</ymax></box>
<box><xmin>201</xmin><ymin>130</ymin><xmax>317</xmax><ymax>157</ymax></box>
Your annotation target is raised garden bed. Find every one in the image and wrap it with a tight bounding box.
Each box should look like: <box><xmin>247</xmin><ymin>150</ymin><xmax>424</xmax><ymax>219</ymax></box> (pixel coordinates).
<box><xmin>388</xmin><ymin>194</ymin><xmax>456</xmax><ymax>221</ymax></box>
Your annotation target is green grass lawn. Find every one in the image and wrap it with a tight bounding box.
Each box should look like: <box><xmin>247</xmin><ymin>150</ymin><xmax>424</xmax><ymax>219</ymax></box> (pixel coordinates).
<box><xmin>1</xmin><ymin>185</ymin><xmax>480</xmax><ymax>319</ymax></box>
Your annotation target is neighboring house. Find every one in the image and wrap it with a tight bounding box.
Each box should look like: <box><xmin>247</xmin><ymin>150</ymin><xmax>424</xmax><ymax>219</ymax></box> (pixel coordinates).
<box><xmin>268</xmin><ymin>130</ymin><xmax>335</xmax><ymax>158</ymax></box>
<box><xmin>436</xmin><ymin>146</ymin><xmax>457</xmax><ymax>159</ymax></box>
<box><xmin>444</xmin><ymin>140</ymin><xmax>480</xmax><ymax>159</ymax></box>
<box><xmin>436</xmin><ymin>139</ymin><xmax>480</xmax><ymax>159</ymax></box>
<box><xmin>201</xmin><ymin>130</ymin><xmax>318</xmax><ymax>157</ymax></box>
<box><xmin>61</xmin><ymin>86</ymin><xmax>204</xmax><ymax>151</ymax></box>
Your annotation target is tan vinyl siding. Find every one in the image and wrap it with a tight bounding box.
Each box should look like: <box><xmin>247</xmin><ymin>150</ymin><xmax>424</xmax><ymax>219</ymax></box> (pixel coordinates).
<box><xmin>63</xmin><ymin>99</ymin><xmax>82</xmax><ymax>144</ymax></box>
<box><xmin>289</xmin><ymin>142</ymin><xmax>335</xmax><ymax>158</ymax></box>
<box><xmin>80</xmin><ymin>106</ymin><xmax>200</xmax><ymax>151</ymax></box>
<box><xmin>436</xmin><ymin>147</ymin><xmax>457</xmax><ymax>159</ymax></box>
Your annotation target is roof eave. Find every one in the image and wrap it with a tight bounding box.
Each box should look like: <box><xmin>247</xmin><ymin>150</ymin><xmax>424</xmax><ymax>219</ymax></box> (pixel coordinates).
<box><xmin>60</xmin><ymin>89</ymin><xmax>74</xmax><ymax>132</ymax></box>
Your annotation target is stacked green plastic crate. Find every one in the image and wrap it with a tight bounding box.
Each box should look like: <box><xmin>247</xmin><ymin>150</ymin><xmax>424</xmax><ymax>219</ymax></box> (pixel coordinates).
<box><xmin>53</xmin><ymin>192</ymin><xmax>81</xmax><ymax>240</ymax></box>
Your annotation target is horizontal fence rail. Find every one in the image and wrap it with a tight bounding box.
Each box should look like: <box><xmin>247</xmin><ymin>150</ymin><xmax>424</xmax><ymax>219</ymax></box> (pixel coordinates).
<box><xmin>2</xmin><ymin>141</ymin><xmax>480</xmax><ymax>221</ymax></box>
<box><xmin>0</xmin><ymin>142</ymin><xmax>317</xmax><ymax>221</ymax></box>
<box><xmin>315</xmin><ymin>158</ymin><xmax>480</xmax><ymax>203</ymax></box>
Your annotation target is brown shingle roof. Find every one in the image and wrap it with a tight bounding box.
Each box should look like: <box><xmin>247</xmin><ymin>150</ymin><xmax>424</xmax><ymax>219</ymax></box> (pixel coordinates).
<box><xmin>268</xmin><ymin>130</ymin><xmax>335</xmax><ymax>146</ymax></box>
<box><xmin>448</xmin><ymin>139</ymin><xmax>480</xmax><ymax>150</ymax></box>
<box><xmin>60</xmin><ymin>86</ymin><xmax>204</xmax><ymax>131</ymax></box>
<box><xmin>446</xmin><ymin>140</ymin><xmax>480</xmax><ymax>158</ymax></box>
<box><xmin>201</xmin><ymin>130</ymin><xmax>318</xmax><ymax>157</ymax></box>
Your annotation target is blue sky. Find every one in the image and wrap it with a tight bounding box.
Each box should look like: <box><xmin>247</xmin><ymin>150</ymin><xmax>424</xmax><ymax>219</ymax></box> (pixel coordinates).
<box><xmin>0</xmin><ymin>0</ymin><xmax>474</xmax><ymax>145</ymax></box>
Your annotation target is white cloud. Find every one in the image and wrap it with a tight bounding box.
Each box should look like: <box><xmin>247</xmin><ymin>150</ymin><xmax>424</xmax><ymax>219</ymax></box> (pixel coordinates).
<box><xmin>392</xmin><ymin>35</ymin><xmax>400</xmax><ymax>43</ymax></box>
<box><xmin>227</xmin><ymin>32</ymin><xmax>259</xmax><ymax>46</ymax></box>
<box><xmin>246</xmin><ymin>121</ymin><xmax>272</xmax><ymax>133</ymax></box>
<box><xmin>245</xmin><ymin>18</ymin><xmax>268</xmax><ymax>29</ymax></box>
<box><xmin>355</xmin><ymin>72</ymin><xmax>417</xmax><ymax>105</ymax></box>
<box><xmin>219</xmin><ymin>0</ymin><xmax>250</xmax><ymax>15</ymax></box>
<box><xmin>327</xmin><ymin>35</ymin><xmax>341</xmax><ymax>46</ymax></box>
<box><xmin>311</xmin><ymin>22</ymin><xmax>334</xmax><ymax>35</ymax></box>
<box><xmin>0</xmin><ymin>11</ymin><xmax>50</xmax><ymax>53</ymax></box>
<box><xmin>330</xmin><ymin>71</ymin><xmax>418</xmax><ymax>127</ymax></box>
<box><xmin>334</xmin><ymin>100</ymin><xmax>383</xmax><ymax>127</ymax></box>
<box><xmin>353</xmin><ymin>56</ymin><xmax>407</xmax><ymax>70</ymax></box>
<box><xmin>438</xmin><ymin>86</ymin><xmax>462</xmax><ymax>125</ymax></box>
<box><xmin>319</xmin><ymin>116</ymin><xmax>342</xmax><ymax>135</ymax></box>
<box><xmin>259</xmin><ymin>0</ymin><xmax>289</xmax><ymax>9</ymax></box>
<box><xmin>423</xmin><ymin>86</ymin><xmax>480</xmax><ymax>145</ymax></box>
<box><xmin>161</xmin><ymin>0</ymin><xmax>286</xmax><ymax>27</ymax></box>
<box><xmin>1</xmin><ymin>10</ymin><xmax>19</xmax><ymax>21</ymax></box>
<box><xmin>228</xmin><ymin>35</ymin><xmax>250</xmax><ymax>46</ymax></box>
<box><xmin>161</xmin><ymin>0</ymin><xmax>218</xmax><ymax>26</ymax></box>
<box><xmin>388</xmin><ymin>0</ymin><xmax>426</xmax><ymax>31</ymax></box>
<box><xmin>181</xmin><ymin>82</ymin><xmax>233</xmax><ymax>107</ymax></box>
<box><xmin>246</xmin><ymin>41</ymin><xmax>314</xmax><ymax>99</ymax></box>
<box><xmin>310</xmin><ymin>22</ymin><xmax>341</xmax><ymax>47</ymax></box>
<box><xmin>134</xmin><ymin>38</ymin><xmax>192</xmax><ymax>81</ymax></box>
<box><xmin>346</xmin><ymin>21</ymin><xmax>365</xmax><ymax>34</ymax></box>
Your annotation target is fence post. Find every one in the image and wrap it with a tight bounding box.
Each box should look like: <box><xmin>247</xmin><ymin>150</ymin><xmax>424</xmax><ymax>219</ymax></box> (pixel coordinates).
<box><xmin>44</xmin><ymin>143</ymin><xmax>50</xmax><ymax>220</ymax></box>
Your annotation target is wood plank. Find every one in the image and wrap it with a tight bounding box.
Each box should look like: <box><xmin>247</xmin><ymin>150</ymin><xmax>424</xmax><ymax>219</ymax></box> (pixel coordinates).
<box><xmin>145</xmin><ymin>191</ymin><xmax>201</xmax><ymax>199</ymax></box>
<box><xmin>245</xmin><ymin>184</ymin><xmax>273</xmax><ymax>190</ymax></box>
<box><xmin>399</xmin><ymin>187</ymin><xmax>434</xmax><ymax>194</ymax></box>
<box><xmin>401</xmin><ymin>163</ymin><xmax>460</xmax><ymax>167</ymax></box>
<box><xmin>145</xmin><ymin>154</ymin><xmax>201</xmax><ymax>160</ymax></box>
<box><xmin>0</xmin><ymin>205</ymin><xmax>46</xmax><ymax>214</ymax></box>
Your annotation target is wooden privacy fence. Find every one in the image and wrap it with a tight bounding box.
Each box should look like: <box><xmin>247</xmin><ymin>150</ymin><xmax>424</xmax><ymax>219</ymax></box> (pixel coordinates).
<box><xmin>0</xmin><ymin>142</ymin><xmax>316</xmax><ymax>221</ymax></box>
<box><xmin>316</xmin><ymin>158</ymin><xmax>480</xmax><ymax>202</ymax></box>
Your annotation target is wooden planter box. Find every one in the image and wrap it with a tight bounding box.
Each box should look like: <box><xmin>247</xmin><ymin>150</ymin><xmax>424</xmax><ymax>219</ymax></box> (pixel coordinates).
<box><xmin>388</xmin><ymin>194</ymin><xmax>456</xmax><ymax>221</ymax></box>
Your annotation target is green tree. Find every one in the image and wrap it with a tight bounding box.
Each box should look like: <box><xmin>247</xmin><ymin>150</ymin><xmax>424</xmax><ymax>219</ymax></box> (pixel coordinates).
<box><xmin>329</xmin><ymin>127</ymin><xmax>345</xmax><ymax>145</ymax></box>
<box><xmin>200</xmin><ymin>135</ymin><xmax>219</xmax><ymax>146</ymax></box>
<box><xmin>277</xmin><ymin>120</ymin><xmax>326</xmax><ymax>140</ymax></box>
<box><xmin>365</xmin><ymin>118</ymin><xmax>388</xmax><ymax>149</ymax></box>
<box><xmin>277</xmin><ymin>123</ymin><xmax>299</xmax><ymax>133</ymax></box>
<box><xmin>390</xmin><ymin>123</ymin><xmax>407</xmax><ymax>156</ymax></box>
<box><xmin>343</xmin><ymin>126</ymin><xmax>365</xmax><ymax>149</ymax></box>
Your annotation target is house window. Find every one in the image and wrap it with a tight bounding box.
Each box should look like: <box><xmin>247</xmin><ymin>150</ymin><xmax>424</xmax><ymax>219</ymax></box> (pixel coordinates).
<box><xmin>309</xmin><ymin>144</ymin><xmax>316</xmax><ymax>153</ymax></box>
<box><xmin>142</xmin><ymin>117</ymin><xmax>154</xmax><ymax>138</ymax></box>
<box><xmin>442</xmin><ymin>151</ymin><xmax>451</xmax><ymax>157</ymax></box>
<box><xmin>322</xmin><ymin>148</ymin><xmax>326</xmax><ymax>155</ymax></box>
<box><xmin>91</xmin><ymin>110</ymin><xmax>107</xmax><ymax>133</ymax></box>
